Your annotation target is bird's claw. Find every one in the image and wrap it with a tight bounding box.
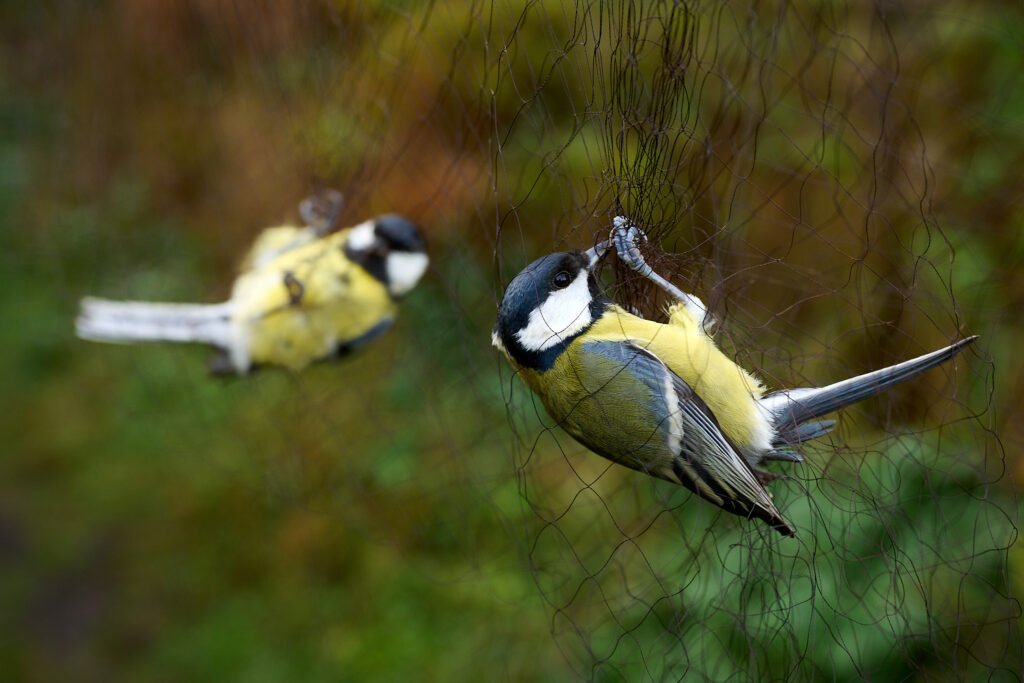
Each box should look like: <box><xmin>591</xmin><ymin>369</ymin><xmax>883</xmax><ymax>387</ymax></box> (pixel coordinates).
<box><xmin>609</xmin><ymin>215</ymin><xmax>717</xmax><ymax>335</ymax></box>
<box><xmin>611</xmin><ymin>216</ymin><xmax>652</xmax><ymax>275</ymax></box>
<box><xmin>300</xmin><ymin>188</ymin><xmax>345</xmax><ymax>235</ymax></box>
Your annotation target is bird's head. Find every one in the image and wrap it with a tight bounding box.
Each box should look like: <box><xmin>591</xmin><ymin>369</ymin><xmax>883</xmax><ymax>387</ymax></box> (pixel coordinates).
<box><xmin>492</xmin><ymin>240</ymin><xmax>611</xmax><ymax>371</ymax></box>
<box><xmin>345</xmin><ymin>215</ymin><xmax>428</xmax><ymax>297</ymax></box>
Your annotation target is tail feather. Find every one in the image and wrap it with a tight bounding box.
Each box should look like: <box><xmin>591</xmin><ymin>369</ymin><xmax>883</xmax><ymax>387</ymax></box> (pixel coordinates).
<box><xmin>770</xmin><ymin>419</ymin><xmax>836</xmax><ymax>448</ymax></box>
<box><xmin>763</xmin><ymin>336</ymin><xmax>977</xmax><ymax>444</ymax></box>
<box><xmin>76</xmin><ymin>297</ymin><xmax>234</xmax><ymax>348</ymax></box>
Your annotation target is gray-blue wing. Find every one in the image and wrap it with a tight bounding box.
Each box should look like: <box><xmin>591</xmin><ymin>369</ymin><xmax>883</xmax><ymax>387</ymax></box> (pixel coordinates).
<box><xmin>582</xmin><ymin>340</ymin><xmax>794</xmax><ymax>536</ymax></box>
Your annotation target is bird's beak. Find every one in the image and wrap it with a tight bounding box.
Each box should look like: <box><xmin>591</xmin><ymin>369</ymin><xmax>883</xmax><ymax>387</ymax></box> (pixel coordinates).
<box><xmin>584</xmin><ymin>239</ymin><xmax>610</xmax><ymax>270</ymax></box>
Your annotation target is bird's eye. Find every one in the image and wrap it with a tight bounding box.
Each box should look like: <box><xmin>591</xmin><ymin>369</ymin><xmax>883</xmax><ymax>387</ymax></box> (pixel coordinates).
<box><xmin>552</xmin><ymin>271</ymin><xmax>572</xmax><ymax>289</ymax></box>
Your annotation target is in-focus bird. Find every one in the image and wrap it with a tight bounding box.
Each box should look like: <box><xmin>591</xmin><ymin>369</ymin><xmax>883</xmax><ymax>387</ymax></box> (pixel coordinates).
<box><xmin>76</xmin><ymin>190</ymin><xmax>428</xmax><ymax>374</ymax></box>
<box><xmin>491</xmin><ymin>217</ymin><xmax>976</xmax><ymax>536</ymax></box>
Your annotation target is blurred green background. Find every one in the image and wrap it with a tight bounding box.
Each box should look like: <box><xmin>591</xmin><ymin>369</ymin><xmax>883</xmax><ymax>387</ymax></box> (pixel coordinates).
<box><xmin>1</xmin><ymin>1</ymin><xmax>1022</xmax><ymax>681</ymax></box>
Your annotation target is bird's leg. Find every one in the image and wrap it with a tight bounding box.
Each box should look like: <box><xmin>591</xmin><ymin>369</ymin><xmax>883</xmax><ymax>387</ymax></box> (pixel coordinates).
<box><xmin>611</xmin><ymin>217</ymin><xmax>714</xmax><ymax>331</ymax></box>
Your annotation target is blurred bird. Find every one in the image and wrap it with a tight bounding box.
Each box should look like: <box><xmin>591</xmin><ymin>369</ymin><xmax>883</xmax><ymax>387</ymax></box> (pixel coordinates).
<box><xmin>491</xmin><ymin>217</ymin><xmax>976</xmax><ymax>536</ymax></box>
<box><xmin>76</xmin><ymin>190</ymin><xmax>428</xmax><ymax>374</ymax></box>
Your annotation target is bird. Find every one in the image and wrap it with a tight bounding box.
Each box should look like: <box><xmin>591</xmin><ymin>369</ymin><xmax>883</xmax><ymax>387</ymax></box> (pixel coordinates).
<box><xmin>491</xmin><ymin>217</ymin><xmax>976</xmax><ymax>536</ymax></box>
<box><xmin>76</xmin><ymin>190</ymin><xmax>428</xmax><ymax>375</ymax></box>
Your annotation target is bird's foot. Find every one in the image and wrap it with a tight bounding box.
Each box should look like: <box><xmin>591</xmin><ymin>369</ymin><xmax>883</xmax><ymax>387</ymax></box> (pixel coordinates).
<box><xmin>299</xmin><ymin>188</ymin><xmax>345</xmax><ymax>235</ymax></box>
<box><xmin>611</xmin><ymin>216</ymin><xmax>653</xmax><ymax>275</ymax></box>
<box><xmin>611</xmin><ymin>215</ymin><xmax>716</xmax><ymax>334</ymax></box>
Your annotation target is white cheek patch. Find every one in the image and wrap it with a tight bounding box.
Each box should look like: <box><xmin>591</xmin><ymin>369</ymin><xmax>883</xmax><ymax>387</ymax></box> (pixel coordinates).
<box><xmin>515</xmin><ymin>271</ymin><xmax>593</xmax><ymax>352</ymax></box>
<box><xmin>345</xmin><ymin>221</ymin><xmax>377</xmax><ymax>251</ymax></box>
<box><xmin>386</xmin><ymin>252</ymin><xmax>429</xmax><ymax>296</ymax></box>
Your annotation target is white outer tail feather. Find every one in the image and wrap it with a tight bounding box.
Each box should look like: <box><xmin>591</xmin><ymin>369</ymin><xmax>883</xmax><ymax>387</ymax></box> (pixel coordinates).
<box><xmin>75</xmin><ymin>297</ymin><xmax>235</xmax><ymax>348</ymax></box>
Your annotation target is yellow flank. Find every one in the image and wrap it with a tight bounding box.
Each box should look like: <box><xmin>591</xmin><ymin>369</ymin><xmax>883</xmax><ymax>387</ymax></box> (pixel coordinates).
<box><xmin>238</xmin><ymin>225</ymin><xmax>318</xmax><ymax>272</ymax></box>
<box><xmin>230</xmin><ymin>228</ymin><xmax>395</xmax><ymax>370</ymax></box>
<box><xmin>585</xmin><ymin>304</ymin><xmax>767</xmax><ymax>449</ymax></box>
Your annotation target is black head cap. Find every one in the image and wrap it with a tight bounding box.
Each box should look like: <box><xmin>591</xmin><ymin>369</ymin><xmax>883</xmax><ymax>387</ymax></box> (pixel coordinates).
<box><xmin>373</xmin><ymin>215</ymin><xmax>426</xmax><ymax>254</ymax></box>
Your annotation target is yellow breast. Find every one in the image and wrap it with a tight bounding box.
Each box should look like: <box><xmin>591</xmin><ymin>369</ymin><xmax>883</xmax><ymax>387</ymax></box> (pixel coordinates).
<box><xmin>230</xmin><ymin>230</ymin><xmax>395</xmax><ymax>369</ymax></box>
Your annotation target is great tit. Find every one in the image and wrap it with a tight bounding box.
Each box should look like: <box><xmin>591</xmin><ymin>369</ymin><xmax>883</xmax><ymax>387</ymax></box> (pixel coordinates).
<box><xmin>491</xmin><ymin>218</ymin><xmax>976</xmax><ymax>537</ymax></box>
<box><xmin>76</xmin><ymin>191</ymin><xmax>428</xmax><ymax>374</ymax></box>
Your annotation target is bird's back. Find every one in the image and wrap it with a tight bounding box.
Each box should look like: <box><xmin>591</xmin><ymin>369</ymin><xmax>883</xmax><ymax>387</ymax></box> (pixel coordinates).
<box><xmin>516</xmin><ymin>319</ymin><xmax>793</xmax><ymax>534</ymax></box>
<box><xmin>520</xmin><ymin>337</ymin><xmax>680</xmax><ymax>478</ymax></box>
<box><xmin>584</xmin><ymin>305</ymin><xmax>775</xmax><ymax>454</ymax></box>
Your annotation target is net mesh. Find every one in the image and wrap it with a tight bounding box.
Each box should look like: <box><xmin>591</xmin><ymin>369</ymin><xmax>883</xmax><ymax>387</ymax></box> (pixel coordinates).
<box><xmin>1</xmin><ymin>0</ymin><xmax>1018</xmax><ymax>680</ymax></box>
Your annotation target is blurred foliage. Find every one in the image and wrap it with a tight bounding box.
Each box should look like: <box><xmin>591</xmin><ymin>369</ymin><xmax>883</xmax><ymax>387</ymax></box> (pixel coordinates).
<box><xmin>0</xmin><ymin>0</ymin><xmax>1022</xmax><ymax>681</ymax></box>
